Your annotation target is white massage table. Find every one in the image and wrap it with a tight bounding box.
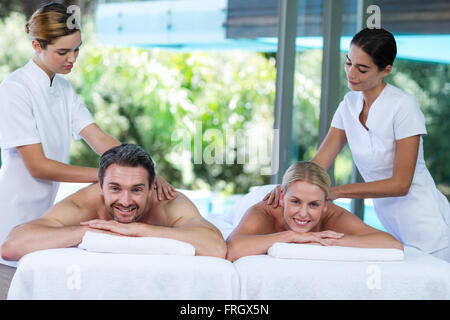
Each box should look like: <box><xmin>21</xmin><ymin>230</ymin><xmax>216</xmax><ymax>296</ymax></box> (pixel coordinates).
<box><xmin>8</xmin><ymin>240</ymin><xmax>449</xmax><ymax>300</ymax></box>
<box><xmin>8</xmin><ymin>240</ymin><xmax>450</xmax><ymax>300</ymax></box>
<box><xmin>7</xmin><ymin>184</ymin><xmax>450</xmax><ymax>300</ymax></box>
<box><xmin>234</xmin><ymin>246</ymin><xmax>450</xmax><ymax>300</ymax></box>
<box><xmin>7</xmin><ymin>248</ymin><xmax>240</xmax><ymax>300</ymax></box>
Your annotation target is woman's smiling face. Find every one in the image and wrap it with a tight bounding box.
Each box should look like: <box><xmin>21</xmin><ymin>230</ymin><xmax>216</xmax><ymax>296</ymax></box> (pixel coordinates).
<box><xmin>281</xmin><ymin>180</ymin><xmax>328</xmax><ymax>233</ymax></box>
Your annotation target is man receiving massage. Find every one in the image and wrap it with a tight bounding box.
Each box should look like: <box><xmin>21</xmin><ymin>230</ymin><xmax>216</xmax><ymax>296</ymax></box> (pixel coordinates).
<box><xmin>226</xmin><ymin>161</ymin><xmax>403</xmax><ymax>262</ymax></box>
<box><xmin>1</xmin><ymin>144</ymin><xmax>227</xmax><ymax>261</ymax></box>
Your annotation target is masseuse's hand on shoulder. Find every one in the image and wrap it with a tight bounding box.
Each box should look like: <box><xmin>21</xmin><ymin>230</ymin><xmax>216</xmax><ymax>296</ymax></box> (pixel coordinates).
<box><xmin>263</xmin><ymin>185</ymin><xmax>282</xmax><ymax>208</ymax></box>
<box><xmin>154</xmin><ymin>175</ymin><xmax>177</xmax><ymax>201</ymax></box>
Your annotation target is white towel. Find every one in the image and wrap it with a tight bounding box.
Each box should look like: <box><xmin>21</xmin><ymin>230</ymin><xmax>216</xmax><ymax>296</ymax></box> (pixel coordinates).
<box><xmin>268</xmin><ymin>242</ymin><xmax>404</xmax><ymax>261</ymax></box>
<box><xmin>78</xmin><ymin>231</ymin><xmax>195</xmax><ymax>256</ymax></box>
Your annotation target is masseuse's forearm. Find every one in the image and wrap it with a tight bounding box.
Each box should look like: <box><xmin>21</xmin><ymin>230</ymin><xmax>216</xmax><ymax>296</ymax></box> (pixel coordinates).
<box><xmin>33</xmin><ymin>158</ymin><xmax>98</xmax><ymax>183</ymax></box>
<box><xmin>226</xmin><ymin>231</ymin><xmax>292</xmax><ymax>262</ymax></box>
<box><xmin>333</xmin><ymin>177</ymin><xmax>411</xmax><ymax>199</ymax></box>
<box><xmin>86</xmin><ymin>133</ymin><xmax>120</xmax><ymax>156</ymax></box>
<box><xmin>1</xmin><ymin>224</ymin><xmax>87</xmax><ymax>261</ymax></box>
<box><xmin>330</xmin><ymin>232</ymin><xmax>403</xmax><ymax>250</ymax></box>
<box><xmin>135</xmin><ymin>224</ymin><xmax>227</xmax><ymax>258</ymax></box>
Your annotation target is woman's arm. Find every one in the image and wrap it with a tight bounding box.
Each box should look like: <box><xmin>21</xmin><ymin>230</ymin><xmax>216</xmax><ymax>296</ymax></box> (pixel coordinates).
<box><xmin>329</xmin><ymin>135</ymin><xmax>420</xmax><ymax>199</ymax></box>
<box><xmin>17</xmin><ymin>143</ymin><xmax>98</xmax><ymax>182</ymax></box>
<box><xmin>79</xmin><ymin>123</ymin><xmax>120</xmax><ymax>155</ymax></box>
<box><xmin>226</xmin><ymin>204</ymin><xmax>291</xmax><ymax>261</ymax></box>
<box><xmin>324</xmin><ymin>202</ymin><xmax>403</xmax><ymax>250</ymax></box>
<box><xmin>312</xmin><ymin>127</ymin><xmax>348</xmax><ymax>170</ymax></box>
<box><xmin>0</xmin><ymin>187</ymin><xmax>100</xmax><ymax>261</ymax></box>
<box><xmin>226</xmin><ymin>203</ymin><xmax>343</xmax><ymax>262</ymax></box>
<box><xmin>16</xmin><ymin>124</ymin><xmax>119</xmax><ymax>183</ymax></box>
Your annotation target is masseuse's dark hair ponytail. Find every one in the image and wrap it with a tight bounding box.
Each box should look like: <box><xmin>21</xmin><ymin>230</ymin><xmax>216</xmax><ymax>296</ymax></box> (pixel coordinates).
<box><xmin>351</xmin><ymin>28</ymin><xmax>397</xmax><ymax>70</ymax></box>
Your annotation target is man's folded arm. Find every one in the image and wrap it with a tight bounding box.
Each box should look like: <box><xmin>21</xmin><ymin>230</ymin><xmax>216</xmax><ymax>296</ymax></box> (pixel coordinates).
<box><xmin>142</xmin><ymin>197</ymin><xmax>227</xmax><ymax>258</ymax></box>
<box><xmin>1</xmin><ymin>194</ymin><xmax>94</xmax><ymax>261</ymax></box>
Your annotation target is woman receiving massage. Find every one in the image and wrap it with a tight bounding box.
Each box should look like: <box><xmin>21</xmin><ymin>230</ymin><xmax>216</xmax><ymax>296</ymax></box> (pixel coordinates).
<box><xmin>226</xmin><ymin>161</ymin><xmax>403</xmax><ymax>262</ymax></box>
<box><xmin>264</xmin><ymin>28</ymin><xmax>449</xmax><ymax>262</ymax></box>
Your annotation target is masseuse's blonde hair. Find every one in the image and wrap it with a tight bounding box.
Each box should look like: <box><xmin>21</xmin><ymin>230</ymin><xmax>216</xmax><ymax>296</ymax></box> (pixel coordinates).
<box><xmin>281</xmin><ymin>161</ymin><xmax>331</xmax><ymax>198</ymax></box>
<box><xmin>26</xmin><ymin>2</ymin><xmax>79</xmax><ymax>49</ymax></box>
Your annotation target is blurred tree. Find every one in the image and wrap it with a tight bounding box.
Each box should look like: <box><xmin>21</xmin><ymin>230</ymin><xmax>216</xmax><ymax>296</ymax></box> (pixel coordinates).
<box><xmin>68</xmin><ymin>45</ymin><xmax>276</xmax><ymax>194</ymax></box>
<box><xmin>0</xmin><ymin>1</ymin><xmax>22</xmax><ymax>19</ymax></box>
<box><xmin>0</xmin><ymin>12</ymin><xmax>447</xmax><ymax>196</ymax></box>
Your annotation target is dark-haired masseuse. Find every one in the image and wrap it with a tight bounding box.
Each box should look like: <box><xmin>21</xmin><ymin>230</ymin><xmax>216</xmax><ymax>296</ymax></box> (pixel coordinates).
<box><xmin>264</xmin><ymin>28</ymin><xmax>449</xmax><ymax>261</ymax></box>
<box><xmin>1</xmin><ymin>145</ymin><xmax>227</xmax><ymax>261</ymax></box>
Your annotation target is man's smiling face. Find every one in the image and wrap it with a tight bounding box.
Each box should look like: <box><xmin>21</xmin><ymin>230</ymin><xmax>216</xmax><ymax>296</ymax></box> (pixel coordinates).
<box><xmin>100</xmin><ymin>164</ymin><xmax>151</xmax><ymax>223</ymax></box>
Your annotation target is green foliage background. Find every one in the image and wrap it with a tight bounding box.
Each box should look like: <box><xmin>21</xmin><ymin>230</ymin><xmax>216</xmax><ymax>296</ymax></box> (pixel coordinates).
<box><xmin>0</xmin><ymin>13</ymin><xmax>448</xmax><ymax>196</ymax></box>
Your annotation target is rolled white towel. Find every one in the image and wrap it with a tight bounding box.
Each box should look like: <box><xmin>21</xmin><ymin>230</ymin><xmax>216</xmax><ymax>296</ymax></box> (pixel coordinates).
<box><xmin>268</xmin><ymin>242</ymin><xmax>404</xmax><ymax>261</ymax></box>
<box><xmin>78</xmin><ymin>231</ymin><xmax>195</xmax><ymax>256</ymax></box>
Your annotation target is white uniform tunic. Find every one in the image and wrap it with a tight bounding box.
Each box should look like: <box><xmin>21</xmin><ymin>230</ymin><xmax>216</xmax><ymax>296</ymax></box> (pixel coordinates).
<box><xmin>0</xmin><ymin>59</ymin><xmax>95</xmax><ymax>267</ymax></box>
<box><xmin>331</xmin><ymin>83</ymin><xmax>450</xmax><ymax>255</ymax></box>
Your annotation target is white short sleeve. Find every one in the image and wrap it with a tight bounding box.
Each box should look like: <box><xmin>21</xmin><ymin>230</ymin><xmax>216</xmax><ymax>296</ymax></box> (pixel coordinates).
<box><xmin>69</xmin><ymin>88</ymin><xmax>95</xmax><ymax>140</ymax></box>
<box><xmin>0</xmin><ymin>81</ymin><xmax>41</xmax><ymax>149</ymax></box>
<box><xmin>330</xmin><ymin>101</ymin><xmax>345</xmax><ymax>130</ymax></box>
<box><xmin>393</xmin><ymin>95</ymin><xmax>427</xmax><ymax>140</ymax></box>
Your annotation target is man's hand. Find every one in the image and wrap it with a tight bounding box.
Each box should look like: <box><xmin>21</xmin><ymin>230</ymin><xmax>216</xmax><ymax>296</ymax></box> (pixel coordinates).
<box><xmin>80</xmin><ymin>219</ymin><xmax>143</xmax><ymax>237</ymax></box>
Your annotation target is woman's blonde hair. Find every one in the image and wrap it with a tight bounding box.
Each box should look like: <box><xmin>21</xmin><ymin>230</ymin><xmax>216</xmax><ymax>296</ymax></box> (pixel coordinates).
<box><xmin>25</xmin><ymin>2</ymin><xmax>79</xmax><ymax>49</ymax></box>
<box><xmin>281</xmin><ymin>161</ymin><xmax>331</xmax><ymax>198</ymax></box>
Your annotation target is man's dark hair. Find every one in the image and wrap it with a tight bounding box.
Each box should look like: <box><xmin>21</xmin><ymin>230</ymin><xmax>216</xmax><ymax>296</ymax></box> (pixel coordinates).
<box><xmin>98</xmin><ymin>144</ymin><xmax>156</xmax><ymax>186</ymax></box>
<box><xmin>351</xmin><ymin>28</ymin><xmax>397</xmax><ymax>70</ymax></box>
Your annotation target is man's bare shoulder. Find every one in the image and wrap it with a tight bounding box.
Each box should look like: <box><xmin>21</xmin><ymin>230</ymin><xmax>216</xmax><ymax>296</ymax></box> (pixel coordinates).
<box><xmin>59</xmin><ymin>183</ymin><xmax>105</xmax><ymax>211</ymax></box>
<box><xmin>43</xmin><ymin>183</ymin><xmax>104</xmax><ymax>226</ymax></box>
<box><xmin>150</xmin><ymin>191</ymin><xmax>202</xmax><ymax>226</ymax></box>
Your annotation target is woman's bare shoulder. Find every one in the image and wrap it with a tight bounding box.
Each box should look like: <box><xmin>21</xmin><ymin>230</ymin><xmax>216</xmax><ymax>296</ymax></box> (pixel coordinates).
<box><xmin>236</xmin><ymin>201</ymin><xmax>284</xmax><ymax>234</ymax></box>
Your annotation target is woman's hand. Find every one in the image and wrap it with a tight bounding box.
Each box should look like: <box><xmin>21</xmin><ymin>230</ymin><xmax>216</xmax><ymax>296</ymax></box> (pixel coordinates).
<box><xmin>154</xmin><ymin>174</ymin><xmax>176</xmax><ymax>201</ymax></box>
<box><xmin>263</xmin><ymin>185</ymin><xmax>282</xmax><ymax>208</ymax></box>
<box><xmin>290</xmin><ymin>230</ymin><xmax>344</xmax><ymax>246</ymax></box>
<box><xmin>327</xmin><ymin>186</ymin><xmax>339</xmax><ymax>201</ymax></box>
